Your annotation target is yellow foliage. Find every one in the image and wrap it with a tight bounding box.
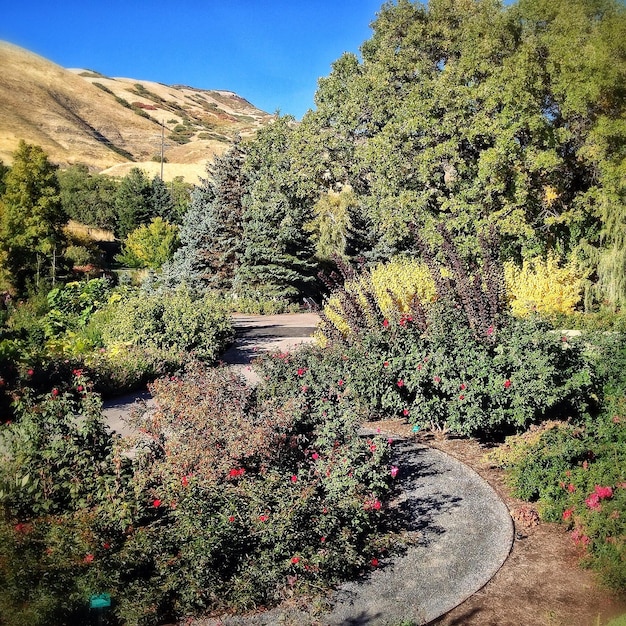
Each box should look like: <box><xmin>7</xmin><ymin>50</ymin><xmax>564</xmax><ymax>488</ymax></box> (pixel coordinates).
<box><xmin>504</xmin><ymin>254</ymin><xmax>586</xmax><ymax>317</ymax></box>
<box><xmin>319</xmin><ymin>257</ymin><xmax>440</xmax><ymax>340</ymax></box>
<box><xmin>369</xmin><ymin>257</ymin><xmax>437</xmax><ymax>314</ymax></box>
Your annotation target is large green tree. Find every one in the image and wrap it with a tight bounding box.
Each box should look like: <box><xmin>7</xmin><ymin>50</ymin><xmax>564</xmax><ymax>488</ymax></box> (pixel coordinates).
<box><xmin>57</xmin><ymin>164</ymin><xmax>118</xmax><ymax>230</ymax></box>
<box><xmin>299</xmin><ymin>0</ymin><xmax>626</xmax><ymax>304</ymax></box>
<box><xmin>235</xmin><ymin>117</ymin><xmax>315</xmax><ymax>299</ymax></box>
<box><xmin>161</xmin><ymin>139</ymin><xmax>248</xmax><ymax>290</ymax></box>
<box><xmin>114</xmin><ymin>167</ymin><xmax>153</xmax><ymax>239</ymax></box>
<box><xmin>0</xmin><ymin>141</ymin><xmax>67</xmax><ymax>292</ymax></box>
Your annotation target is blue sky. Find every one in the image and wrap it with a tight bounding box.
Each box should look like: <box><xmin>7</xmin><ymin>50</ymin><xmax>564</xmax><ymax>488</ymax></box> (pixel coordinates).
<box><xmin>0</xmin><ymin>0</ymin><xmax>385</xmax><ymax>120</ymax></box>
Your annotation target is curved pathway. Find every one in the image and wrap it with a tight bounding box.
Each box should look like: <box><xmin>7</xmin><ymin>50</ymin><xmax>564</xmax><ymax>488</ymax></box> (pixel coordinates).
<box><xmin>103</xmin><ymin>313</ymin><xmax>514</xmax><ymax>626</ymax></box>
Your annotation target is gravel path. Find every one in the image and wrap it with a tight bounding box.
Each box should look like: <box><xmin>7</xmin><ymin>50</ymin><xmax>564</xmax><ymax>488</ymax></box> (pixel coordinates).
<box><xmin>103</xmin><ymin>313</ymin><xmax>514</xmax><ymax>625</ymax></box>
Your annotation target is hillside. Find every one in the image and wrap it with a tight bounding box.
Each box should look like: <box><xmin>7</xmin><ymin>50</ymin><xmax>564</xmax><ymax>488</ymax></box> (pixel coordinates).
<box><xmin>0</xmin><ymin>41</ymin><xmax>272</xmax><ymax>182</ymax></box>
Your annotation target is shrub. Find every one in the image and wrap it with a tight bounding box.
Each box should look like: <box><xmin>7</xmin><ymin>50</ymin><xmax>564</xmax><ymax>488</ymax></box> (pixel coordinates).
<box><xmin>0</xmin><ymin>372</ymin><xmax>135</xmax><ymax>626</ymax></box>
<box><xmin>102</xmin><ymin>286</ymin><xmax>233</xmax><ymax>364</ymax></box>
<box><xmin>504</xmin><ymin>254</ymin><xmax>587</xmax><ymax>317</ymax></box>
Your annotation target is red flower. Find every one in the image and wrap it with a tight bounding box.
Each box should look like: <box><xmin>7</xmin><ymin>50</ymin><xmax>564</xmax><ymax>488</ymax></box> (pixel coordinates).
<box><xmin>370</xmin><ymin>444</ymin><xmax>377</xmax><ymax>452</ymax></box>
<box><xmin>504</xmin><ymin>379</ymin><xmax>511</xmax><ymax>389</ymax></box>
<box><xmin>562</xmin><ymin>508</ymin><xmax>574</xmax><ymax>520</ymax></box>
<box><xmin>459</xmin><ymin>395</ymin><xmax>465</xmax><ymax>400</ymax></box>
<box><xmin>84</xmin><ymin>554</ymin><xmax>94</xmax><ymax>563</ymax></box>
<box><xmin>320</xmin><ymin>536</ymin><xmax>326</xmax><ymax>543</ymax></box>
<box><xmin>311</xmin><ymin>452</ymin><xmax>319</xmax><ymax>461</ymax></box>
<box><xmin>403</xmin><ymin>408</ymin><xmax>409</xmax><ymax>416</ymax></box>
<box><xmin>229</xmin><ymin>468</ymin><xmax>245</xmax><ymax>478</ymax></box>
<box><xmin>297</xmin><ymin>368</ymin><xmax>306</xmax><ymax>377</ymax></box>
<box><xmin>291</xmin><ymin>556</ymin><xmax>300</xmax><ymax>564</ymax></box>
<box><xmin>371</xmin><ymin>558</ymin><xmax>379</xmax><ymax>567</ymax></box>
<box><xmin>152</xmin><ymin>499</ymin><xmax>161</xmax><ymax>508</ymax></box>
<box><xmin>383</xmin><ymin>319</ymin><xmax>389</xmax><ymax>328</ymax></box>
<box><xmin>460</xmin><ymin>383</ymin><xmax>466</xmax><ymax>390</ymax></box>
<box><xmin>181</xmin><ymin>475</ymin><xmax>189</xmax><ymax>487</ymax></box>
<box><xmin>51</xmin><ymin>388</ymin><xmax>59</xmax><ymax>397</ymax></box>
<box><xmin>397</xmin><ymin>379</ymin><xmax>404</xmax><ymax>388</ymax></box>
<box><xmin>567</xmin><ymin>483</ymin><xmax>576</xmax><ymax>493</ymax></box>
<box><xmin>103</xmin><ymin>542</ymin><xmax>111</xmax><ymax>549</ymax></box>
<box><xmin>27</xmin><ymin>369</ymin><xmax>34</xmax><ymax>376</ymax></box>
<box><xmin>338</xmin><ymin>379</ymin><xmax>344</xmax><ymax>386</ymax></box>
<box><xmin>594</xmin><ymin>485</ymin><xmax>613</xmax><ymax>499</ymax></box>
<box><xmin>383</xmin><ymin>361</ymin><xmax>390</xmax><ymax>368</ymax></box>
<box><xmin>77</xmin><ymin>385</ymin><xmax>84</xmax><ymax>392</ymax></box>
<box><xmin>259</xmin><ymin>514</ymin><xmax>269</xmax><ymax>522</ymax></box>
<box><xmin>228</xmin><ymin>515</ymin><xmax>235</xmax><ymax>522</ymax></box>
<box><xmin>290</xmin><ymin>474</ymin><xmax>298</xmax><ymax>483</ymax></box>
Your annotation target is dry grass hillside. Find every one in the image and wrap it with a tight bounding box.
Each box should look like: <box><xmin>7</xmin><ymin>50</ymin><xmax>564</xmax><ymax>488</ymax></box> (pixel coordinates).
<box><xmin>0</xmin><ymin>41</ymin><xmax>272</xmax><ymax>182</ymax></box>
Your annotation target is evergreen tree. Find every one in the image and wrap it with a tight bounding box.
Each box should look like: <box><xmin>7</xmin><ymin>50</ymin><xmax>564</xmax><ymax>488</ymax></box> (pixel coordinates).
<box><xmin>161</xmin><ymin>139</ymin><xmax>247</xmax><ymax>291</ymax></box>
<box><xmin>150</xmin><ymin>175</ymin><xmax>176</xmax><ymax>223</ymax></box>
<box><xmin>0</xmin><ymin>141</ymin><xmax>66</xmax><ymax>292</ymax></box>
<box><xmin>114</xmin><ymin>168</ymin><xmax>152</xmax><ymax>239</ymax></box>
<box><xmin>235</xmin><ymin>117</ymin><xmax>315</xmax><ymax>299</ymax></box>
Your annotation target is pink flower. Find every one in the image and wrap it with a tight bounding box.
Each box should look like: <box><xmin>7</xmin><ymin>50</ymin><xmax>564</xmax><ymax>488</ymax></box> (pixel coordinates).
<box><xmin>460</xmin><ymin>383</ymin><xmax>466</xmax><ymax>390</ymax></box>
<box><xmin>290</xmin><ymin>475</ymin><xmax>298</xmax><ymax>483</ymax></box>
<box><xmin>562</xmin><ymin>507</ymin><xmax>574</xmax><ymax>520</ymax></box>
<box><xmin>486</xmin><ymin>326</ymin><xmax>494</xmax><ymax>336</ymax></box>
<box><xmin>84</xmin><ymin>554</ymin><xmax>94</xmax><ymax>563</ymax></box>
<box><xmin>51</xmin><ymin>388</ymin><xmax>59</xmax><ymax>397</ymax></box>
<box><xmin>383</xmin><ymin>319</ymin><xmax>389</xmax><ymax>328</ymax></box>
<box><xmin>567</xmin><ymin>483</ymin><xmax>576</xmax><ymax>493</ymax></box>
<box><xmin>338</xmin><ymin>379</ymin><xmax>344</xmax><ymax>386</ymax></box>
<box><xmin>259</xmin><ymin>514</ymin><xmax>269</xmax><ymax>522</ymax></box>
<box><xmin>613</xmin><ymin>415</ymin><xmax>621</xmax><ymax>423</ymax></box>
<box><xmin>301</xmin><ymin>385</ymin><xmax>309</xmax><ymax>392</ymax></box>
<box><xmin>390</xmin><ymin>466</ymin><xmax>399</xmax><ymax>478</ymax></box>
<box><xmin>311</xmin><ymin>452</ymin><xmax>319</xmax><ymax>461</ymax></box>
<box><xmin>433</xmin><ymin>376</ymin><xmax>441</xmax><ymax>383</ymax></box>
<box><xmin>373</xmin><ymin>500</ymin><xmax>381</xmax><ymax>510</ymax></box>
<box><xmin>594</xmin><ymin>485</ymin><xmax>613</xmax><ymax>499</ymax></box>
<box><xmin>77</xmin><ymin>385</ymin><xmax>84</xmax><ymax>392</ymax></box>
<box><xmin>383</xmin><ymin>361</ymin><xmax>390</xmax><ymax>368</ymax></box>
<box><xmin>417</xmin><ymin>364</ymin><xmax>422</xmax><ymax>371</ymax></box>
<box><xmin>27</xmin><ymin>369</ymin><xmax>34</xmax><ymax>376</ymax></box>
<box><xmin>585</xmin><ymin>493</ymin><xmax>601</xmax><ymax>510</ymax></box>
<box><xmin>504</xmin><ymin>379</ymin><xmax>511</xmax><ymax>389</ymax></box>
<box><xmin>403</xmin><ymin>408</ymin><xmax>409</xmax><ymax>416</ymax></box>
<box><xmin>320</xmin><ymin>536</ymin><xmax>326</xmax><ymax>543</ymax></box>
<box><xmin>370</xmin><ymin>444</ymin><xmax>377</xmax><ymax>452</ymax></box>
<box><xmin>397</xmin><ymin>379</ymin><xmax>404</xmax><ymax>388</ymax></box>
<box><xmin>459</xmin><ymin>395</ymin><xmax>465</xmax><ymax>400</ymax></box>
<box><xmin>387</xmin><ymin>438</ymin><xmax>393</xmax><ymax>444</ymax></box>
<box><xmin>297</xmin><ymin>368</ymin><xmax>306</xmax><ymax>377</ymax></box>
<box><xmin>152</xmin><ymin>499</ymin><xmax>161</xmax><ymax>508</ymax></box>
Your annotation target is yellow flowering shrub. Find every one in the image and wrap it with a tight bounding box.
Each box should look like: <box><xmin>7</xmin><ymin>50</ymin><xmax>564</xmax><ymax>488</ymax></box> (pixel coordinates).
<box><xmin>504</xmin><ymin>254</ymin><xmax>586</xmax><ymax>317</ymax></box>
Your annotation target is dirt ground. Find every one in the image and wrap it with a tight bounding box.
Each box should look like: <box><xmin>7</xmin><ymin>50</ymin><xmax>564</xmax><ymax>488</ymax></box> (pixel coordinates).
<box><xmin>365</xmin><ymin>419</ymin><xmax>626</xmax><ymax>626</ymax></box>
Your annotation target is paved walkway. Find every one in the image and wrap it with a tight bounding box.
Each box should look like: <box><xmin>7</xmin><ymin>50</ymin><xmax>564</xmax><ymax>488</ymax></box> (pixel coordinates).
<box><xmin>103</xmin><ymin>313</ymin><xmax>514</xmax><ymax>626</ymax></box>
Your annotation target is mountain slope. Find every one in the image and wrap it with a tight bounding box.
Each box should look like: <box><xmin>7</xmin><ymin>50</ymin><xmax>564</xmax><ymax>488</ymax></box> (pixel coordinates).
<box><xmin>0</xmin><ymin>41</ymin><xmax>272</xmax><ymax>181</ymax></box>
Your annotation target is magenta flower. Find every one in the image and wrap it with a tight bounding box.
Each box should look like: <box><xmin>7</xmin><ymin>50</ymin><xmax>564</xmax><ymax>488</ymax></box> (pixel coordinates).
<box><xmin>290</xmin><ymin>474</ymin><xmax>298</xmax><ymax>483</ymax></box>
<box><xmin>311</xmin><ymin>452</ymin><xmax>319</xmax><ymax>461</ymax></box>
<box><xmin>390</xmin><ymin>466</ymin><xmax>399</xmax><ymax>478</ymax></box>
<box><xmin>397</xmin><ymin>379</ymin><xmax>404</xmax><ymax>388</ymax></box>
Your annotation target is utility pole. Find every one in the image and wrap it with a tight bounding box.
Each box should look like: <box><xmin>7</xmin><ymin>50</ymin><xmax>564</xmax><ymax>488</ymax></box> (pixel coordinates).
<box><xmin>160</xmin><ymin>120</ymin><xmax>165</xmax><ymax>180</ymax></box>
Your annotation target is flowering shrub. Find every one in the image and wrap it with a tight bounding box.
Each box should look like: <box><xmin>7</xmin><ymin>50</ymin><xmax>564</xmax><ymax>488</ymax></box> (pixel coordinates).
<box><xmin>490</xmin><ymin>333</ymin><xmax>626</xmax><ymax>591</ymax></box>
<box><xmin>0</xmin><ymin>372</ymin><xmax>135</xmax><ymax>625</ymax></box>
<box><xmin>490</xmin><ymin>411</ymin><xmax>626</xmax><ymax>590</ymax></box>
<box><xmin>0</xmin><ymin>363</ymin><xmax>394</xmax><ymax>624</ymax></box>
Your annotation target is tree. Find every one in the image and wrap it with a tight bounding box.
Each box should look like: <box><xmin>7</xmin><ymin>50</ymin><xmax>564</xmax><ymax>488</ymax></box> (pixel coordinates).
<box><xmin>0</xmin><ymin>141</ymin><xmax>66</xmax><ymax>292</ymax></box>
<box><xmin>116</xmin><ymin>217</ymin><xmax>179</xmax><ymax>269</ymax></box>
<box><xmin>150</xmin><ymin>175</ymin><xmax>176</xmax><ymax>223</ymax></box>
<box><xmin>300</xmin><ymin>0</ymin><xmax>626</xmax><ymax>305</ymax></box>
<box><xmin>114</xmin><ymin>168</ymin><xmax>152</xmax><ymax>239</ymax></box>
<box><xmin>57</xmin><ymin>164</ymin><xmax>118</xmax><ymax>230</ymax></box>
<box><xmin>235</xmin><ymin>118</ymin><xmax>315</xmax><ymax>299</ymax></box>
<box><xmin>161</xmin><ymin>138</ymin><xmax>248</xmax><ymax>291</ymax></box>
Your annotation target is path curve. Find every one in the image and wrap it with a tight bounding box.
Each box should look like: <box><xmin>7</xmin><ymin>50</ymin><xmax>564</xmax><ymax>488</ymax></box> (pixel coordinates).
<box><xmin>103</xmin><ymin>313</ymin><xmax>514</xmax><ymax>626</ymax></box>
